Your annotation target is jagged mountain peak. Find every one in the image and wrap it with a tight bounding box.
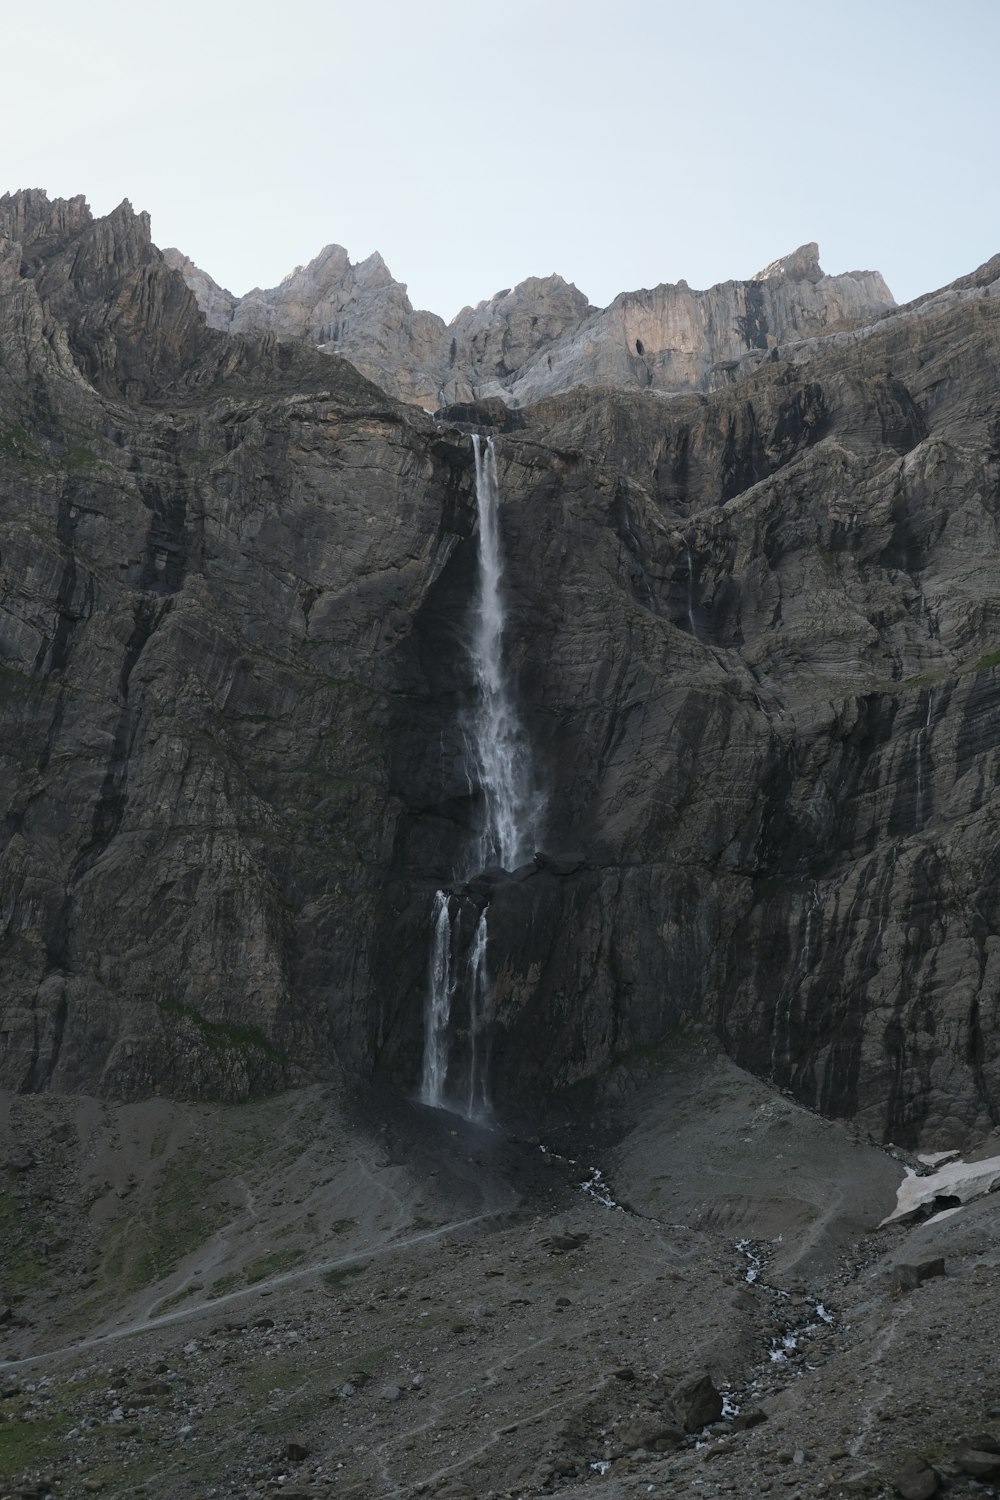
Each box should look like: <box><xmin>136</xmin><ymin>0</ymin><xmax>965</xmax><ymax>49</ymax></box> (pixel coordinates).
<box><xmin>753</xmin><ymin>241</ymin><xmax>824</xmax><ymax>283</ymax></box>
<box><xmin>169</xmin><ymin>228</ymin><xmax>897</xmax><ymax>410</ymax></box>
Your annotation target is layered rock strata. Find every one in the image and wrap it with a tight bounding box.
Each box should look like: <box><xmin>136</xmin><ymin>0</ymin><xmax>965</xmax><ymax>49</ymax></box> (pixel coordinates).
<box><xmin>2</xmin><ymin>189</ymin><xmax>1000</xmax><ymax>1149</ymax></box>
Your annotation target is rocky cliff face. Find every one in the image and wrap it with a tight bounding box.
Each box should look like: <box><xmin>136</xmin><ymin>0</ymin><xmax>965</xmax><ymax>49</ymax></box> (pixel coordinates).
<box><xmin>167</xmin><ymin>238</ymin><xmax>894</xmax><ymax>410</ymax></box>
<box><xmin>2</xmin><ymin>188</ymin><xmax>999</xmax><ymax>1148</ymax></box>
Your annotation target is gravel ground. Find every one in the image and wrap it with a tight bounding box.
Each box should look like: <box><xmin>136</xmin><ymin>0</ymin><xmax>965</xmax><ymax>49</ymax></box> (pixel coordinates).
<box><xmin>2</xmin><ymin>1044</ymin><xmax>999</xmax><ymax>1499</ymax></box>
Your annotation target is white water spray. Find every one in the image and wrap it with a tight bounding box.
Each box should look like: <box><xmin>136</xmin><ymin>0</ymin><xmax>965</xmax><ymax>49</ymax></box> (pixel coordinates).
<box><xmin>420</xmin><ymin>435</ymin><xmax>538</xmax><ymax>1116</ymax></box>
<box><xmin>422</xmin><ymin>891</ymin><xmax>455</xmax><ymax>1109</ymax></box>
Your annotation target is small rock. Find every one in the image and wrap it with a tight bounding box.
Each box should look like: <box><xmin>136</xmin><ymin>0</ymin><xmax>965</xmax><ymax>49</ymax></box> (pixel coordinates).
<box><xmin>731</xmin><ymin>1407</ymin><xmax>768</xmax><ymax>1431</ymax></box>
<box><xmin>381</xmin><ymin>1384</ymin><xmax>403</xmax><ymax>1402</ymax></box>
<box><xmin>540</xmin><ymin>1232</ymin><xmax>589</xmax><ymax>1254</ymax></box>
<box><xmin>958</xmin><ymin>1433</ymin><xmax>1000</xmax><ymax>1455</ymax></box>
<box><xmin>894</xmin><ymin>1259</ymin><xmax>945</xmax><ymax>1293</ymax></box>
<box><xmin>618</xmin><ymin>1414</ymin><xmax>684</xmax><ymax>1452</ymax></box>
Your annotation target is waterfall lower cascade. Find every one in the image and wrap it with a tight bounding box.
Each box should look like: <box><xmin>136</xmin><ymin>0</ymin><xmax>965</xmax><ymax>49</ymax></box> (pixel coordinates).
<box><xmin>419</xmin><ymin>435</ymin><xmax>538</xmax><ymax>1119</ymax></box>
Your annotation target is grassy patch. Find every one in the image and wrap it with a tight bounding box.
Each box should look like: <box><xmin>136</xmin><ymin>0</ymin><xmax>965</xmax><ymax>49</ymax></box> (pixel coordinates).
<box><xmin>208</xmin><ymin>1270</ymin><xmax>243</xmax><ymax>1299</ymax></box>
<box><xmin>157</xmin><ymin>997</ymin><xmax>286</xmax><ymax>1064</ymax></box>
<box><xmin>322</xmin><ymin>1263</ymin><xmax>366</xmax><ymax>1292</ymax></box>
<box><xmin>94</xmin><ymin>1152</ymin><xmax>231</xmax><ymax>1294</ymax></box>
<box><xmin>149</xmin><ymin>1284</ymin><xmax>198</xmax><ymax>1316</ymax></box>
<box><xmin>0</xmin><ymin>1189</ymin><xmax>48</xmax><ymax>1295</ymax></box>
<box><xmin>0</xmin><ymin>422</ymin><xmax>46</xmax><ymax>470</ymax></box>
<box><xmin>0</xmin><ymin>1415</ymin><xmax>65</xmax><ymax>1473</ymax></box>
<box><xmin>331</xmin><ymin>1217</ymin><xmax>357</xmax><ymax>1234</ymax></box>
<box><xmin>975</xmin><ymin>648</ymin><xmax>1000</xmax><ymax>673</ymax></box>
<box><xmin>243</xmin><ymin>1246</ymin><xmax>306</xmax><ymax>1284</ymax></box>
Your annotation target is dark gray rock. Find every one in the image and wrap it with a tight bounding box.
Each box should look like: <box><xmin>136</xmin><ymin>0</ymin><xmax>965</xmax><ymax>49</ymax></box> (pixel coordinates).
<box><xmin>618</xmin><ymin>1413</ymin><xmax>684</xmax><ymax>1452</ymax></box>
<box><xmin>894</xmin><ymin>1259</ymin><xmax>946</xmax><ymax>1293</ymax></box>
<box><xmin>539</xmin><ymin>1232</ymin><xmax>588</xmax><ymax>1254</ymax></box>
<box><xmin>673</xmin><ymin>1373</ymin><xmax>724</xmax><ymax>1432</ymax></box>
<box><xmin>955</xmin><ymin>1443</ymin><xmax>1000</xmax><ymax>1479</ymax></box>
<box><xmin>533</xmin><ymin>851</ymin><xmax>588</xmax><ymax>876</ymax></box>
<box><xmin>731</xmin><ymin>1407</ymin><xmax>768</xmax><ymax>1431</ymax></box>
<box><xmin>893</xmin><ymin>1459</ymin><xmax>939</xmax><ymax>1499</ymax></box>
<box><xmin>957</xmin><ymin>1432</ymin><xmax>1000</xmax><ymax>1455</ymax></box>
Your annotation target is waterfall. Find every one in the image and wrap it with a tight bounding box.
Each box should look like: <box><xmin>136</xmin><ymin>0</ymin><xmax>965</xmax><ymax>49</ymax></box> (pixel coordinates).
<box><xmin>465</xmin><ymin>909</ymin><xmax>490</xmax><ymax>1120</ymax></box>
<box><xmin>421</xmin><ymin>891</ymin><xmax>455</xmax><ymax>1109</ymax></box>
<box><xmin>419</xmin><ymin>434</ymin><xmax>537</xmax><ymax>1117</ymax></box>
<box><xmin>468</xmin><ymin>434</ymin><xmax>534</xmax><ymax>871</ymax></box>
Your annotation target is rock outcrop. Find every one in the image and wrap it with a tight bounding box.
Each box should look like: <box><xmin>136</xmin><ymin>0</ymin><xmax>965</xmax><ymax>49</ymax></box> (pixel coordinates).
<box><xmin>166</xmin><ymin>237</ymin><xmax>894</xmax><ymax>410</ymax></box>
<box><xmin>2</xmin><ymin>188</ymin><xmax>1000</xmax><ymax>1149</ymax></box>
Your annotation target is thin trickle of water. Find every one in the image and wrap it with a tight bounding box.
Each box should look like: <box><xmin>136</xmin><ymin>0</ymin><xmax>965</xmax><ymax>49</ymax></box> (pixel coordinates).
<box><xmin>915</xmin><ymin>688</ymin><xmax>933</xmax><ymax>830</ymax></box>
<box><xmin>684</xmin><ymin>543</ymin><xmax>699</xmax><ymax>640</ymax></box>
<box><xmin>419</xmin><ymin>434</ymin><xmax>538</xmax><ymax>1118</ymax></box>
<box><xmin>799</xmin><ymin>884</ymin><xmax>821</xmax><ymax>976</ymax></box>
<box><xmin>771</xmin><ymin>884</ymin><xmax>822</xmax><ymax>1080</ymax></box>
<box><xmin>465</xmin><ymin>909</ymin><xmax>490</xmax><ymax>1120</ymax></box>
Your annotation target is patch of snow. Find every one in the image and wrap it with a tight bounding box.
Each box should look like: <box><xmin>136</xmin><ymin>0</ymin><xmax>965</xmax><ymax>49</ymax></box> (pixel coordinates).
<box><xmin>917</xmin><ymin>1149</ymin><xmax>962</xmax><ymax>1168</ymax></box>
<box><xmin>880</xmin><ymin>1152</ymin><xmax>1000</xmax><ymax>1225</ymax></box>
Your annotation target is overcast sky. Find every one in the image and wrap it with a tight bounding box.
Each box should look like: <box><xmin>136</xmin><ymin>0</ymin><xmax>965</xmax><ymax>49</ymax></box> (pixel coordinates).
<box><xmin>5</xmin><ymin>0</ymin><xmax>998</xmax><ymax>319</ymax></box>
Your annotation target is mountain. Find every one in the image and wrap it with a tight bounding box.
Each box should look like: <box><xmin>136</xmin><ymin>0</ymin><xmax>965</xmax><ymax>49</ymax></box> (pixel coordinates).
<box><xmin>1</xmin><ymin>188</ymin><xmax>1000</xmax><ymax>1154</ymax></box>
<box><xmin>164</xmin><ymin>238</ymin><xmax>895</xmax><ymax>410</ymax></box>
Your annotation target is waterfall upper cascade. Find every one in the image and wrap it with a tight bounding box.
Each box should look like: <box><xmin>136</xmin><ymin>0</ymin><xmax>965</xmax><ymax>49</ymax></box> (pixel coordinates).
<box><xmin>419</xmin><ymin>435</ymin><xmax>538</xmax><ymax>1118</ymax></box>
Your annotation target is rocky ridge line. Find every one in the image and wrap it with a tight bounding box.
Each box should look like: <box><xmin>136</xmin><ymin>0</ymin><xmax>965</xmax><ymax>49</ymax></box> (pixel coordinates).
<box><xmin>163</xmin><ymin>237</ymin><xmax>895</xmax><ymax>410</ymax></box>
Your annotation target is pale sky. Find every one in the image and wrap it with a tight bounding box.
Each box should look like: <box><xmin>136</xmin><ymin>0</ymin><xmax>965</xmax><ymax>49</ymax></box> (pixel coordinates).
<box><xmin>5</xmin><ymin>0</ymin><xmax>998</xmax><ymax>319</ymax></box>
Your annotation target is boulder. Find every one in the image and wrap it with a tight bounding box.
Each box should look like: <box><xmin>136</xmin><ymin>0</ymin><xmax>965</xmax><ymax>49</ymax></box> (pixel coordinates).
<box><xmin>673</xmin><ymin>1374</ymin><xmax>724</xmax><ymax>1432</ymax></box>
<box><xmin>893</xmin><ymin>1259</ymin><xmax>946</xmax><ymax>1293</ymax></box>
<box><xmin>893</xmin><ymin>1458</ymin><xmax>939</xmax><ymax>1498</ymax></box>
<box><xmin>955</xmin><ymin>1443</ymin><xmax>1000</xmax><ymax>1480</ymax></box>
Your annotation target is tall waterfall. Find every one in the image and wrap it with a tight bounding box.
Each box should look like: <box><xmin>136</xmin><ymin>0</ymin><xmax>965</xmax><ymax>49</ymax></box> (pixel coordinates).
<box><xmin>420</xmin><ymin>434</ymin><xmax>537</xmax><ymax>1117</ymax></box>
